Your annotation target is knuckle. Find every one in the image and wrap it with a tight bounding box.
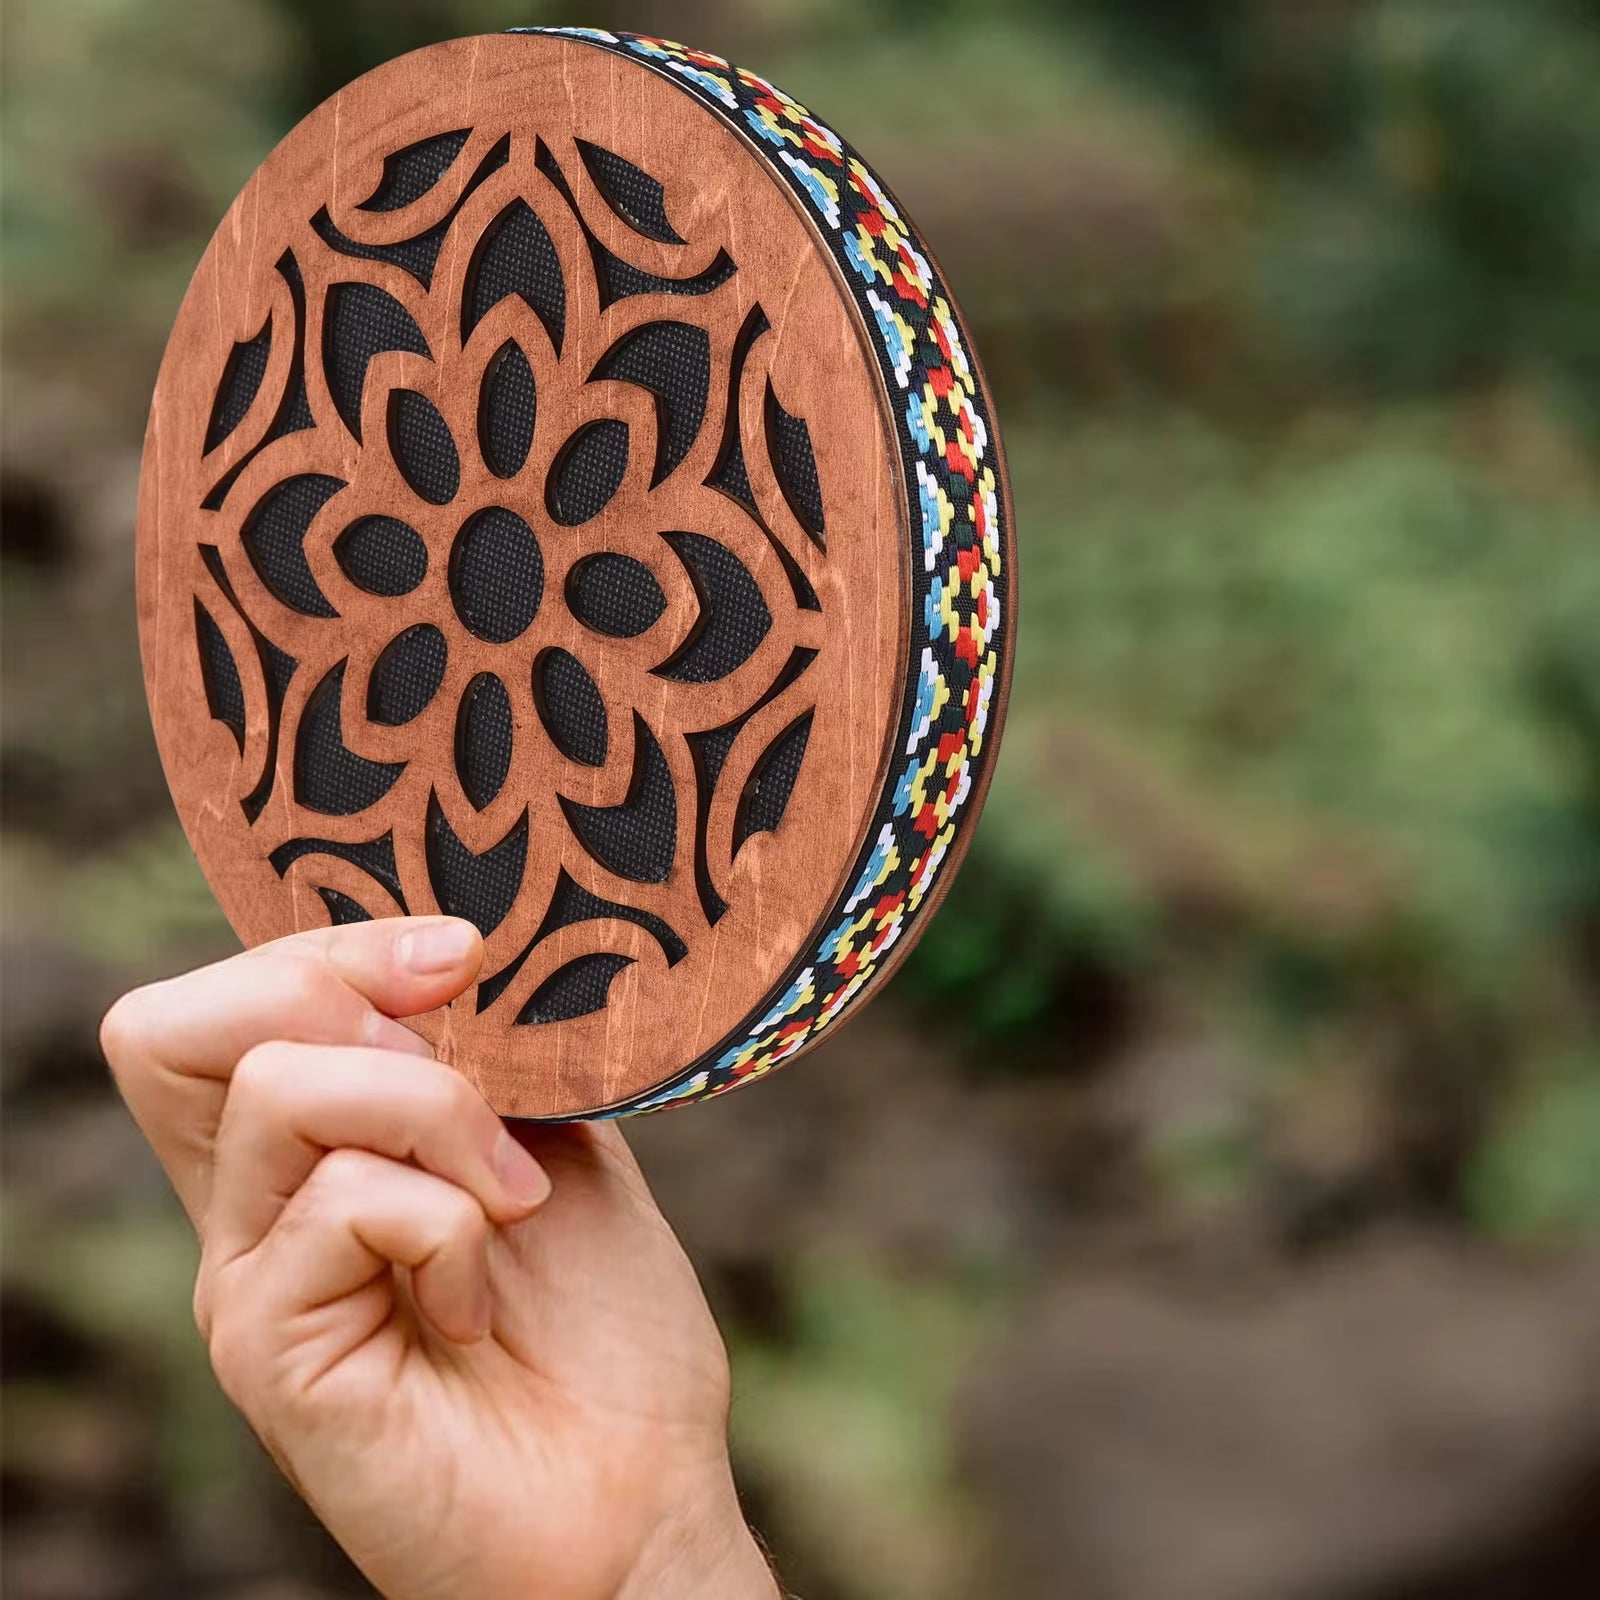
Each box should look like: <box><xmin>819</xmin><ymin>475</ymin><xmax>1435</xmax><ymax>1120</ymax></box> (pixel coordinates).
<box><xmin>98</xmin><ymin>985</ymin><xmax>161</xmax><ymax>1077</ymax></box>
<box><xmin>269</xmin><ymin>953</ymin><xmax>344</xmax><ymax>1020</ymax></box>
<box><xmin>423</xmin><ymin>1064</ymin><xmax>482</xmax><ymax>1126</ymax></box>
<box><xmin>308</xmin><ymin>1145</ymin><xmax>376</xmax><ymax>1204</ymax></box>
<box><xmin>441</xmin><ymin>1185</ymin><xmax>488</xmax><ymax>1251</ymax></box>
<box><xmin>229</xmin><ymin>1039</ymin><xmax>300</xmax><ymax>1108</ymax></box>
<box><xmin>447</xmin><ymin>1173</ymin><xmax>486</xmax><ymax>1225</ymax></box>
<box><xmin>203</xmin><ymin>1297</ymin><xmax>254</xmax><ymax>1406</ymax></box>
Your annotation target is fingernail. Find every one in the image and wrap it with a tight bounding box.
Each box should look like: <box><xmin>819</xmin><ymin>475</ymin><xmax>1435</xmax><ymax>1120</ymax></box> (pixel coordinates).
<box><xmin>365</xmin><ymin>1011</ymin><xmax>434</xmax><ymax>1058</ymax></box>
<box><xmin>397</xmin><ymin>919</ymin><xmax>478</xmax><ymax>975</ymax></box>
<box><xmin>494</xmin><ymin>1128</ymin><xmax>551</xmax><ymax>1209</ymax></box>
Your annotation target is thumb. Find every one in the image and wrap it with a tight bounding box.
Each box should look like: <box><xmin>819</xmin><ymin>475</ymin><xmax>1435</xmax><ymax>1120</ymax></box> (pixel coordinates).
<box><xmin>248</xmin><ymin>915</ymin><xmax>484</xmax><ymax>1020</ymax></box>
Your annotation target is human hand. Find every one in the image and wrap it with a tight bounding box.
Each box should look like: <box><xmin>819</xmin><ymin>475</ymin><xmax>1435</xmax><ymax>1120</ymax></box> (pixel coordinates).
<box><xmin>99</xmin><ymin>917</ymin><xmax>779</xmax><ymax>1600</ymax></box>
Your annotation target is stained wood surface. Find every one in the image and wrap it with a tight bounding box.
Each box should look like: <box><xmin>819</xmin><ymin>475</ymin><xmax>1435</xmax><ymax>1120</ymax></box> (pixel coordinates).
<box><xmin>138</xmin><ymin>33</ymin><xmax>909</xmax><ymax>1116</ymax></box>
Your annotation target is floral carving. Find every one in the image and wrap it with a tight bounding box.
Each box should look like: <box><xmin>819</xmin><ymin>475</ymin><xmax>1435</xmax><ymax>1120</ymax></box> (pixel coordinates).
<box><xmin>191</xmin><ymin>127</ymin><xmax>828</xmax><ymax>1026</ymax></box>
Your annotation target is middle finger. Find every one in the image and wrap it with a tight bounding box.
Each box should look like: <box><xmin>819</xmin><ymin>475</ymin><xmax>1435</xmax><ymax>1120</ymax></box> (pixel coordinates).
<box><xmin>201</xmin><ymin>1042</ymin><xmax>551</xmax><ymax>1273</ymax></box>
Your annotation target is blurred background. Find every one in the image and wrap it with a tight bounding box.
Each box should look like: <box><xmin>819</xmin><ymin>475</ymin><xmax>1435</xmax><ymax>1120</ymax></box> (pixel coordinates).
<box><xmin>5</xmin><ymin>1</ymin><xmax>1600</xmax><ymax>1596</ymax></box>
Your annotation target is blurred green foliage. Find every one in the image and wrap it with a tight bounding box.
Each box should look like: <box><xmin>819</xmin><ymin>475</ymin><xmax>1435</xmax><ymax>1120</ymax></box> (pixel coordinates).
<box><xmin>730</xmin><ymin>1254</ymin><xmax>997</xmax><ymax>1600</ymax></box>
<box><xmin>61</xmin><ymin>826</ymin><xmax>230</xmax><ymax>969</ymax></box>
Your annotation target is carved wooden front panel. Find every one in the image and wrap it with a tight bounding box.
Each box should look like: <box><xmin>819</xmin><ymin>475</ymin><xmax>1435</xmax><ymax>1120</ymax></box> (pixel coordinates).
<box><xmin>139</xmin><ymin>31</ymin><xmax>1013</xmax><ymax>1117</ymax></box>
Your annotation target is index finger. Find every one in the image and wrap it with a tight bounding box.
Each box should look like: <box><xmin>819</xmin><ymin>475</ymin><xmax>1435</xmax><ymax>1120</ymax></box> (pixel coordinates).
<box><xmin>100</xmin><ymin>916</ymin><xmax>482</xmax><ymax>1225</ymax></box>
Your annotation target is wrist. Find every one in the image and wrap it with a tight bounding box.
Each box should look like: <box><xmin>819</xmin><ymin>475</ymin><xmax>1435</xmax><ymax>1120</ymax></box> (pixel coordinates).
<box><xmin>616</xmin><ymin>1471</ymin><xmax>781</xmax><ymax>1600</ymax></box>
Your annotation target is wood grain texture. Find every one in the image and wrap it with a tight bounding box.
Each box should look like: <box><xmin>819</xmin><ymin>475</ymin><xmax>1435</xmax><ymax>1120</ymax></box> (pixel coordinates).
<box><xmin>138</xmin><ymin>33</ymin><xmax>910</xmax><ymax>1116</ymax></box>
